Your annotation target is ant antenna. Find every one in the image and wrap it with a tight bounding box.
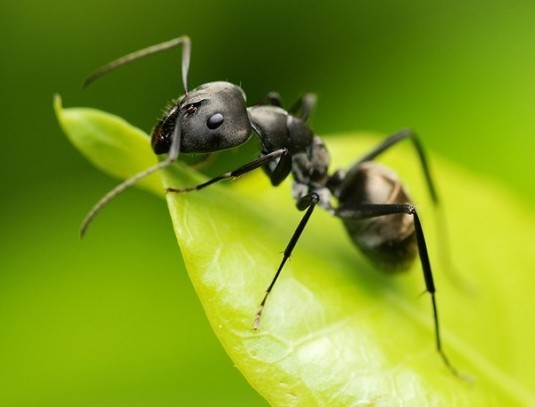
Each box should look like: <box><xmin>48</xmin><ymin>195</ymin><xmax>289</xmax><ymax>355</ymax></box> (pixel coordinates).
<box><xmin>80</xmin><ymin>37</ymin><xmax>191</xmax><ymax>237</ymax></box>
<box><xmin>80</xmin><ymin>113</ymin><xmax>183</xmax><ymax>237</ymax></box>
<box><xmin>83</xmin><ymin>36</ymin><xmax>191</xmax><ymax>93</ymax></box>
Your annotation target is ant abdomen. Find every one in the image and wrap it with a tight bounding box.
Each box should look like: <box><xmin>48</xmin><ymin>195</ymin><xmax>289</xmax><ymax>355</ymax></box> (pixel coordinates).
<box><xmin>336</xmin><ymin>161</ymin><xmax>417</xmax><ymax>272</ymax></box>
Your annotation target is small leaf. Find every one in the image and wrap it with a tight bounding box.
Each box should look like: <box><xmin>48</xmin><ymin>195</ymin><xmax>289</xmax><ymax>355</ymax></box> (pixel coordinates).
<box><xmin>56</xmin><ymin>97</ymin><xmax>535</xmax><ymax>405</ymax></box>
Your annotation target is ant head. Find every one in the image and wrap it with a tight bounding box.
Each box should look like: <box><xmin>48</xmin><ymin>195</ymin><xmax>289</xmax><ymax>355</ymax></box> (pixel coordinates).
<box><xmin>152</xmin><ymin>81</ymin><xmax>252</xmax><ymax>154</ymax></box>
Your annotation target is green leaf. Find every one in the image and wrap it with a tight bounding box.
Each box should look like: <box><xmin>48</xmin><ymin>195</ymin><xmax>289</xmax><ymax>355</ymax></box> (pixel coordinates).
<box><xmin>54</xmin><ymin>94</ymin><xmax>161</xmax><ymax>196</ymax></box>
<box><xmin>55</xmin><ymin>96</ymin><xmax>535</xmax><ymax>405</ymax></box>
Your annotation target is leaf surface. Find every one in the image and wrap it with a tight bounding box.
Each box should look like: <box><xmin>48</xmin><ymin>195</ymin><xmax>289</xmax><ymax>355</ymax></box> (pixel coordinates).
<box><xmin>55</xmin><ymin>96</ymin><xmax>535</xmax><ymax>405</ymax></box>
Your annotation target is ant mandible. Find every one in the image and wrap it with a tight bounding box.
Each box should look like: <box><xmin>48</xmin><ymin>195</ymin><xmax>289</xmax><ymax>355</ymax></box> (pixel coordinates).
<box><xmin>81</xmin><ymin>36</ymin><xmax>463</xmax><ymax>378</ymax></box>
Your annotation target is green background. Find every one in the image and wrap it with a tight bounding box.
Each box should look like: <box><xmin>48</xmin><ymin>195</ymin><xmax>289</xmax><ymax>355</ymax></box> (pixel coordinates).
<box><xmin>1</xmin><ymin>1</ymin><xmax>534</xmax><ymax>406</ymax></box>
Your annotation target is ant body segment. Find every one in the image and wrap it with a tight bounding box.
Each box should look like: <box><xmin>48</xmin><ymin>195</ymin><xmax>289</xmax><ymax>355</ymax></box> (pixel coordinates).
<box><xmin>82</xmin><ymin>36</ymin><xmax>464</xmax><ymax>378</ymax></box>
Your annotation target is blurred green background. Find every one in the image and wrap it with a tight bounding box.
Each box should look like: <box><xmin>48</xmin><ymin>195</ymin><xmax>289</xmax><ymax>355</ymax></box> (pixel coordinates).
<box><xmin>1</xmin><ymin>1</ymin><xmax>534</xmax><ymax>406</ymax></box>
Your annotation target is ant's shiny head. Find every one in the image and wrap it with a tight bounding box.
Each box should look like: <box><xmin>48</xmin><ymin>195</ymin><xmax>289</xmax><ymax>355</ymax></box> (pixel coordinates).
<box><xmin>151</xmin><ymin>81</ymin><xmax>252</xmax><ymax>154</ymax></box>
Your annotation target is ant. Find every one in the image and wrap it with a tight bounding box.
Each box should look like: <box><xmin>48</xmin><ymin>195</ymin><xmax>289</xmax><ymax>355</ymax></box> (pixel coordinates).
<box><xmin>81</xmin><ymin>36</ymin><xmax>464</xmax><ymax>378</ymax></box>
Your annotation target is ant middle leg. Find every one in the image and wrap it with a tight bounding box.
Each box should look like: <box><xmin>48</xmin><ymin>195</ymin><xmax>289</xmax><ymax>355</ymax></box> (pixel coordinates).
<box><xmin>254</xmin><ymin>192</ymin><xmax>320</xmax><ymax>329</ymax></box>
<box><xmin>288</xmin><ymin>93</ymin><xmax>317</xmax><ymax>122</ymax></box>
<box><xmin>262</xmin><ymin>92</ymin><xmax>317</xmax><ymax>122</ymax></box>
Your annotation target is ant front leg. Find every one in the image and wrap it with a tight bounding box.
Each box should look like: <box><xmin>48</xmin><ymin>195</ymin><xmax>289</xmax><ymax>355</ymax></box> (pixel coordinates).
<box><xmin>166</xmin><ymin>148</ymin><xmax>287</xmax><ymax>193</ymax></box>
<box><xmin>335</xmin><ymin>203</ymin><xmax>468</xmax><ymax>379</ymax></box>
<box><xmin>254</xmin><ymin>192</ymin><xmax>320</xmax><ymax>329</ymax></box>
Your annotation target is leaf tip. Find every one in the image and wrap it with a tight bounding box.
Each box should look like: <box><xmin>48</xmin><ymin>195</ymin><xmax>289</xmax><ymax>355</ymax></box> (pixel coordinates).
<box><xmin>53</xmin><ymin>94</ymin><xmax>65</xmax><ymax>125</ymax></box>
<box><xmin>53</xmin><ymin>93</ymin><xmax>62</xmax><ymax>111</ymax></box>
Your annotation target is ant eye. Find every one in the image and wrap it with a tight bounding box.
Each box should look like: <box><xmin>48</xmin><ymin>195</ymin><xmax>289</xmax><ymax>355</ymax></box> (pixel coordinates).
<box><xmin>207</xmin><ymin>112</ymin><xmax>224</xmax><ymax>129</ymax></box>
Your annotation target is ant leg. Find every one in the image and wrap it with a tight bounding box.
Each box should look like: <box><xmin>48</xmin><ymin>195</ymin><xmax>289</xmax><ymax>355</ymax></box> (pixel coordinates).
<box><xmin>254</xmin><ymin>192</ymin><xmax>320</xmax><ymax>329</ymax></box>
<box><xmin>166</xmin><ymin>148</ymin><xmax>288</xmax><ymax>193</ymax></box>
<box><xmin>289</xmin><ymin>93</ymin><xmax>317</xmax><ymax>122</ymax></box>
<box><xmin>263</xmin><ymin>91</ymin><xmax>283</xmax><ymax>107</ymax></box>
<box><xmin>351</xmin><ymin>129</ymin><xmax>438</xmax><ymax>203</ymax></box>
<box><xmin>263</xmin><ymin>92</ymin><xmax>317</xmax><ymax>122</ymax></box>
<box><xmin>352</xmin><ymin>130</ymin><xmax>469</xmax><ymax>290</ymax></box>
<box><xmin>336</xmin><ymin>203</ymin><xmax>468</xmax><ymax>379</ymax></box>
<box><xmin>262</xmin><ymin>92</ymin><xmax>317</xmax><ymax>122</ymax></box>
<box><xmin>80</xmin><ymin>110</ymin><xmax>186</xmax><ymax>237</ymax></box>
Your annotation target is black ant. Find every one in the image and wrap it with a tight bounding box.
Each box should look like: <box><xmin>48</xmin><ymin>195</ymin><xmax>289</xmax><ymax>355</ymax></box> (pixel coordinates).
<box><xmin>81</xmin><ymin>36</ymin><xmax>465</xmax><ymax>378</ymax></box>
